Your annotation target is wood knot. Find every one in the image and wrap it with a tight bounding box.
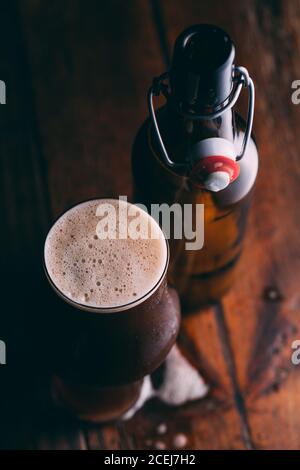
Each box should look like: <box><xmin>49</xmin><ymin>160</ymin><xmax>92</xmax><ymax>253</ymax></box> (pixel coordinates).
<box><xmin>263</xmin><ymin>287</ymin><xmax>283</xmax><ymax>303</ymax></box>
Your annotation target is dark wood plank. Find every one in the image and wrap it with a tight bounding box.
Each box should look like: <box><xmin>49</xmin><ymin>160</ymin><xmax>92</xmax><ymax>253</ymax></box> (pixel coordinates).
<box><xmin>161</xmin><ymin>0</ymin><xmax>300</xmax><ymax>449</ymax></box>
<box><xmin>84</xmin><ymin>424</ymin><xmax>122</xmax><ymax>450</ymax></box>
<box><xmin>123</xmin><ymin>308</ymin><xmax>247</xmax><ymax>450</ymax></box>
<box><xmin>20</xmin><ymin>0</ymin><xmax>165</xmax><ymax>215</ymax></box>
<box><xmin>0</xmin><ymin>0</ymin><xmax>86</xmax><ymax>449</ymax></box>
<box><xmin>0</xmin><ymin>0</ymin><xmax>51</xmax><ymax>449</ymax></box>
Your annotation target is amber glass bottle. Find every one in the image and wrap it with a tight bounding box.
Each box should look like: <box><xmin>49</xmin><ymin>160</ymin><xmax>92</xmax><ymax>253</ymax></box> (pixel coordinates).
<box><xmin>132</xmin><ymin>25</ymin><xmax>258</xmax><ymax>311</ymax></box>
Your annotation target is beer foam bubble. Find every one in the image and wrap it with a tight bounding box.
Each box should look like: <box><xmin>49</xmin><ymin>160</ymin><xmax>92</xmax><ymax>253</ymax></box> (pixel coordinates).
<box><xmin>44</xmin><ymin>199</ymin><xmax>167</xmax><ymax>309</ymax></box>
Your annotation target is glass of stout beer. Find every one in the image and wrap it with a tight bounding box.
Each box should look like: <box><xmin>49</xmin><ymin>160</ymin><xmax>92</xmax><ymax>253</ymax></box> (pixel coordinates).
<box><xmin>43</xmin><ymin>198</ymin><xmax>180</xmax><ymax>422</ymax></box>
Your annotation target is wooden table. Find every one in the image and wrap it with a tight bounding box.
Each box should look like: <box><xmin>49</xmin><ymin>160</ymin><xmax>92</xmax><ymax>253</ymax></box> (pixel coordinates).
<box><xmin>1</xmin><ymin>0</ymin><xmax>300</xmax><ymax>450</ymax></box>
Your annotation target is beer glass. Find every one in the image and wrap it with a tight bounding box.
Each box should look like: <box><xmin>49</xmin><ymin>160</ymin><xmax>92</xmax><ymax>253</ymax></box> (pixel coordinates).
<box><xmin>43</xmin><ymin>198</ymin><xmax>180</xmax><ymax>422</ymax></box>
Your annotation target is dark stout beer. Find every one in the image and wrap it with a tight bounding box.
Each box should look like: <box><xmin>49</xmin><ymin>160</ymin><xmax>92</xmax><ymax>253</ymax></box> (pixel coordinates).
<box><xmin>44</xmin><ymin>199</ymin><xmax>180</xmax><ymax>421</ymax></box>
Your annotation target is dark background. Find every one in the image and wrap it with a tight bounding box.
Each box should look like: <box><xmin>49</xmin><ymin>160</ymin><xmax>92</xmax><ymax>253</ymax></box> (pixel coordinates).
<box><xmin>0</xmin><ymin>0</ymin><xmax>300</xmax><ymax>450</ymax></box>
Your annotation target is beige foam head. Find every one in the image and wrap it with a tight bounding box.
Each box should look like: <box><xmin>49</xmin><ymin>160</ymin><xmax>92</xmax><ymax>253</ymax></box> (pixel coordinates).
<box><xmin>44</xmin><ymin>199</ymin><xmax>168</xmax><ymax>311</ymax></box>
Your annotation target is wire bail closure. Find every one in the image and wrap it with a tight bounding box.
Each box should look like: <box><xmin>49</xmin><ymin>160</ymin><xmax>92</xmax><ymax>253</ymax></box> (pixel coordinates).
<box><xmin>147</xmin><ymin>66</ymin><xmax>255</xmax><ymax>170</ymax></box>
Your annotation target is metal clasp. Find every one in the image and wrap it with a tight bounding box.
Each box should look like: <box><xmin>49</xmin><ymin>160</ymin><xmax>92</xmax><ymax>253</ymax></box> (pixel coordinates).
<box><xmin>147</xmin><ymin>66</ymin><xmax>255</xmax><ymax>169</ymax></box>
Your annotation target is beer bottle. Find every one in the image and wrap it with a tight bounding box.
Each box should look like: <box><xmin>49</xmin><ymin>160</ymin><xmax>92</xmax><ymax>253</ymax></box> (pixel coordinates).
<box><xmin>132</xmin><ymin>25</ymin><xmax>258</xmax><ymax>311</ymax></box>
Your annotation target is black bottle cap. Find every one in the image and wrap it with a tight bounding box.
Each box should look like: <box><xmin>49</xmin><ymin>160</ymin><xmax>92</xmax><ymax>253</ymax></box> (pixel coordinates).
<box><xmin>170</xmin><ymin>24</ymin><xmax>235</xmax><ymax>112</ymax></box>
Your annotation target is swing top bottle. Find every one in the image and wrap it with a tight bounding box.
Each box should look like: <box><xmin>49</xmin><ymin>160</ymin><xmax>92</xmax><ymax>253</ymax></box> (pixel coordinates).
<box><xmin>132</xmin><ymin>24</ymin><xmax>258</xmax><ymax>311</ymax></box>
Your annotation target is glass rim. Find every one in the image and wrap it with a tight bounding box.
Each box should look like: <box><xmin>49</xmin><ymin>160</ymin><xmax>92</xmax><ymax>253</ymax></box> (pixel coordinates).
<box><xmin>43</xmin><ymin>197</ymin><xmax>170</xmax><ymax>314</ymax></box>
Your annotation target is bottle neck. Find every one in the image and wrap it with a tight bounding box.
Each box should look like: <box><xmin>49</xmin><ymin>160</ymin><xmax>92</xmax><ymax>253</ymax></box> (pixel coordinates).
<box><xmin>170</xmin><ymin>25</ymin><xmax>235</xmax><ymax>114</ymax></box>
<box><xmin>184</xmin><ymin>110</ymin><xmax>236</xmax><ymax>143</ymax></box>
<box><xmin>164</xmin><ymin>98</ymin><xmax>236</xmax><ymax>166</ymax></box>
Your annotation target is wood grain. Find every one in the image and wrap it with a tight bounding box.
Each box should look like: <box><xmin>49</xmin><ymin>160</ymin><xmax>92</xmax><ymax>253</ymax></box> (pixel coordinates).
<box><xmin>1</xmin><ymin>0</ymin><xmax>300</xmax><ymax>449</ymax></box>
<box><xmin>161</xmin><ymin>0</ymin><xmax>300</xmax><ymax>449</ymax></box>
<box><xmin>19</xmin><ymin>0</ymin><xmax>165</xmax><ymax>451</ymax></box>
<box><xmin>123</xmin><ymin>308</ymin><xmax>247</xmax><ymax>450</ymax></box>
<box><xmin>18</xmin><ymin>0</ymin><xmax>248</xmax><ymax>450</ymax></box>
<box><xmin>0</xmin><ymin>0</ymin><xmax>85</xmax><ymax>450</ymax></box>
<box><xmin>20</xmin><ymin>0</ymin><xmax>165</xmax><ymax>215</ymax></box>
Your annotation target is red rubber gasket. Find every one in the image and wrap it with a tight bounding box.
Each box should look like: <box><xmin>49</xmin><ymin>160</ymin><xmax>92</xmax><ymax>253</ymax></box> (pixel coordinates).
<box><xmin>190</xmin><ymin>155</ymin><xmax>240</xmax><ymax>189</ymax></box>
